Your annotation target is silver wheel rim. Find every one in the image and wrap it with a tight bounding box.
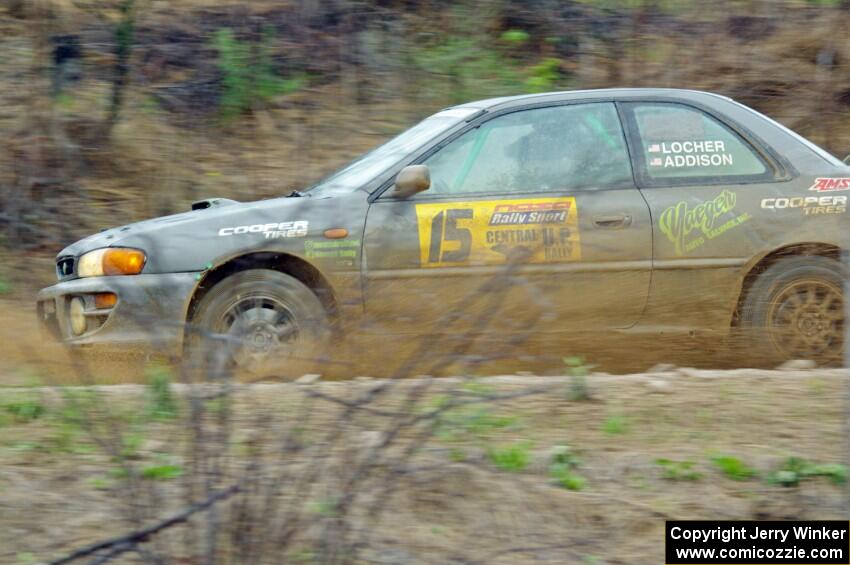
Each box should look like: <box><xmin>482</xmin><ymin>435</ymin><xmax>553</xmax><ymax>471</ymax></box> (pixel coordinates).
<box><xmin>215</xmin><ymin>295</ymin><xmax>300</xmax><ymax>369</ymax></box>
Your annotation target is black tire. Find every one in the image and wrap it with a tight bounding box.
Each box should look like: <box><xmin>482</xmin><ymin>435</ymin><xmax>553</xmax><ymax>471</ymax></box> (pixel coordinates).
<box><xmin>739</xmin><ymin>255</ymin><xmax>844</xmax><ymax>366</ymax></box>
<box><xmin>189</xmin><ymin>269</ymin><xmax>330</xmax><ymax>378</ymax></box>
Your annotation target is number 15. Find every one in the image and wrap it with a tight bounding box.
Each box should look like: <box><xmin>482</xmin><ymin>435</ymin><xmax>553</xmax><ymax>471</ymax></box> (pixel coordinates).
<box><xmin>428</xmin><ymin>209</ymin><xmax>472</xmax><ymax>263</ymax></box>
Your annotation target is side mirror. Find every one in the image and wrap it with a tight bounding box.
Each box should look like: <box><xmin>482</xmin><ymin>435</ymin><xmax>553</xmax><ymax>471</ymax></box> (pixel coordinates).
<box><xmin>843</xmin><ymin>154</ymin><xmax>850</xmax><ymax>166</ymax></box>
<box><xmin>391</xmin><ymin>165</ymin><xmax>430</xmax><ymax>198</ymax></box>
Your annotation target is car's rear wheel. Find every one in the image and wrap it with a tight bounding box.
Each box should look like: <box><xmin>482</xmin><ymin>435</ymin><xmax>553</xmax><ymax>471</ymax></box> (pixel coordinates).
<box><xmin>740</xmin><ymin>255</ymin><xmax>844</xmax><ymax>365</ymax></box>
<box><xmin>190</xmin><ymin>269</ymin><xmax>330</xmax><ymax>378</ymax></box>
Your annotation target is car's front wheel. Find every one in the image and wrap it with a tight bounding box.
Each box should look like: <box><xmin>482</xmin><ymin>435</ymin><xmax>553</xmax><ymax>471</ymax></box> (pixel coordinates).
<box><xmin>189</xmin><ymin>269</ymin><xmax>330</xmax><ymax>378</ymax></box>
<box><xmin>740</xmin><ymin>255</ymin><xmax>844</xmax><ymax>365</ymax></box>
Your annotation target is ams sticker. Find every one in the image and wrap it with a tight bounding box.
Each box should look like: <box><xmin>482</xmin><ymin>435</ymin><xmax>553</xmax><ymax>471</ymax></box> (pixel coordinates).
<box><xmin>659</xmin><ymin>189</ymin><xmax>751</xmax><ymax>256</ymax></box>
<box><xmin>809</xmin><ymin>178</ymin><xmax>850</xmax><ymax>193</ymax></box>
<box><xmin>415</xmin><ymin>197</ymin><xmax>581</xmax><ymax>267</ymax></box>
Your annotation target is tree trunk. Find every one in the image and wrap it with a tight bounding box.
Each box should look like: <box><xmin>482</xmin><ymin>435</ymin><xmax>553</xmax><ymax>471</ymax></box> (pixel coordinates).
<box><xmin>102</xmin><ymin>0</ymin><xmax>135</xmax><ymax>141</ymax></box>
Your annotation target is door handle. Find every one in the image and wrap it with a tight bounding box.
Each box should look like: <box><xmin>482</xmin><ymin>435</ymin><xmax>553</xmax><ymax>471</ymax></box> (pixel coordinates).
<box><xmin>592</xmin><ymin>214</ymin><xmax>632</xmax><ymax>229</ymax></box>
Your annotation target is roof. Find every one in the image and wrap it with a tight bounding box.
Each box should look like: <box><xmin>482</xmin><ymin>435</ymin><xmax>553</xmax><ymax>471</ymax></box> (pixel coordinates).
<box><xmin>452</xmin><ymin>88</ymin><xmax>733</xmax><ymax>112</ymax></box>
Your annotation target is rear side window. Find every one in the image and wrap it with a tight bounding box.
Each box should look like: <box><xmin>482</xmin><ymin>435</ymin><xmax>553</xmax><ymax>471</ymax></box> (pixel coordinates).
<box><xmin>626</xmin><ymin>103</ymin><xmax>769</xmax><ymax>184</ymax></box>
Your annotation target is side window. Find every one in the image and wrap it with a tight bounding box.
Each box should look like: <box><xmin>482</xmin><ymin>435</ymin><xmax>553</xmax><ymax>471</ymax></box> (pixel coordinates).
<box><xmin>628</xmin><ymin>103</ymin><xmax>768</xmax><ymax>182</ymax></box>
<box><xmin>421</xmin><ymin>102</ymin><xmax>632</xmax><ymax>196</ymax></box>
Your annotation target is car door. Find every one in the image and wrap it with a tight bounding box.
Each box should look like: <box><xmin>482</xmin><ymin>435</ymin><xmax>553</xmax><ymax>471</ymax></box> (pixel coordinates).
<box><xmin>620</xmin><ymin>101</ymin><xmax>783</xmax><ymax>331</ymax></box>
<box><xmin>362</xmin><ymin>101</ymin><xmax>653</xmax><ymax>336</ymax></box>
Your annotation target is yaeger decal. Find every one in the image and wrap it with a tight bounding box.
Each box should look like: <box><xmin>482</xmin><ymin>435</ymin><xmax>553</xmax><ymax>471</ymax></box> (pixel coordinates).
<box><xmin>659</xmin><ymin>190</ymin><xmax>751</xmax><ymax>256</ymax></box>
<box><xmin>415</xmin><ymin>197</ymin><xmax>580</xmax><ymax>268</ymax></box>
<box><xmin>809</xmin><ymin>178</ymin><xmax>850</xmax><ymax>193</ymax></box>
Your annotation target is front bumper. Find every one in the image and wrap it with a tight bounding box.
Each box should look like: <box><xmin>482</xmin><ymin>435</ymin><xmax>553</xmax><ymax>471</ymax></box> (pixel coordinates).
<box><xmin>36</xmin><ymin>272</ymin><xmax>200</xmax><ymax>355</ymax></box>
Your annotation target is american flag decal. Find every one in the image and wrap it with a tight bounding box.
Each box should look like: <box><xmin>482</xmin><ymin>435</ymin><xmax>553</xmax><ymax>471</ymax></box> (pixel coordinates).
<box><xmin>650</xmin><ymin>157</ymin><xmax>663</xmax><ymax>167</ymax></box>
<box><xmin>648</xmin><ymin>143</ymin><xmax>661</xmax><ymax>153</ymax></box>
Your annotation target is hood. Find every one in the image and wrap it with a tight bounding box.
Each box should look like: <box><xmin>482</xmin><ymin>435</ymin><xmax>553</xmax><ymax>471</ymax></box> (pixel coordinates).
<box><xmin>58</xmin><ymin>193</ymin><xmax>323</xmax><ymax>259</ymax></box>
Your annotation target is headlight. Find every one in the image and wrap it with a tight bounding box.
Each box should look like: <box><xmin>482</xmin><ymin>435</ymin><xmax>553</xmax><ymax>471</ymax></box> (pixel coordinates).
<box><xmin>77</xmin><ymin>248</ymin><xmax>146</xmax><ymax>277</ymax></box>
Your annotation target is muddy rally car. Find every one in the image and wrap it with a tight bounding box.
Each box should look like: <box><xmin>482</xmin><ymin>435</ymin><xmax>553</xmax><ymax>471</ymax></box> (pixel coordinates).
<box><xmin>37</xmin><ymin>88</ymin><xmax>850</xmax><ymax>373</ymax></box>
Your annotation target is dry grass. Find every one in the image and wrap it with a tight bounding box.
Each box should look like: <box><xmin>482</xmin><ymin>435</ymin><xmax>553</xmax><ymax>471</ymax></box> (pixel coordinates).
<box><xmin>0</xmin><ymin>370</ymin><xmax>844</xmax><ymax>563</ymax></box>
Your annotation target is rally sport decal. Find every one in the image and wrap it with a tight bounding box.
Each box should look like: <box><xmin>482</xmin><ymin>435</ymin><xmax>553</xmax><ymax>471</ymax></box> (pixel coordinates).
<box><xmin>415</xmin><ymin>197</ymin><xmax>581</xmax><ymax>268</ymax></box>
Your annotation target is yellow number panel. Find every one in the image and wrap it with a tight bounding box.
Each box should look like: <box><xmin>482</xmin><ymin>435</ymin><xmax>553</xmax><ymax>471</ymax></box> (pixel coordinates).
<box><xmin>415</xmin><ymin>197</ymin><xmax>581</xmax><ymax>268</ymax></box>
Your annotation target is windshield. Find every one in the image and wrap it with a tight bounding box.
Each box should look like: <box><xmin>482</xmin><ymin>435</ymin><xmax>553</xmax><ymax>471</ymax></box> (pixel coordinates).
<box><xmin>308</xmin><ymin>107</ymin><xmax>482</xmax><ymax>193</ymax></box>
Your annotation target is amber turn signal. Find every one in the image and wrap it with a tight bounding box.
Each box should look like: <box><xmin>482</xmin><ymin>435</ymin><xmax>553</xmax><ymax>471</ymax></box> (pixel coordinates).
<box><xmin>78</xmin><ymin>247</ymin><xmax>147</xmax><ymax>278</ymax></box>
<box><xmin>103</xmin><ymin>249</ymin><xmax>146</xmax><ymax>276</ymax></box>
<box><xmin>323</xmin><ymin>228</ymin><xmax>349</xmax><ymax>239</ymax></box>
<box><xmin>94</xmin><ymin>292</ymin><xmax>118</xmax><ymax>309</ymax></box>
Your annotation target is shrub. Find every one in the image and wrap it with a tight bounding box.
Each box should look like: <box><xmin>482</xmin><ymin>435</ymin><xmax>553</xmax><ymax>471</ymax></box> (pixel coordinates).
<box><xmin>215</xmin><ymin>28</ymin><xmax>304</xmax><ymax>119</ymax></box>
<box><xmin>549</xmin><ymin>446</ymin><xmax>585</xmax><ymax>490</ymax></box>
<box><xmin>4</xmin><ymin>399</ymin><xmax>46</xmax><ymax>423</ymax></box>
<box><xmin>500</xmin><ymin>29</ymin><xmax>530</xmax><ymax>45</ymax></box>
<box><xmin>141</xmin><ymin>464</ymin><xmax>183</xmax><ymax>481</ymax></box>
<box><xmin>564</xmin><ymin>356</ymin><xmax>591</xmax><ymax>401</ymax></box>
<box><xmin>435</xmin><ymin>405</ymin><xmax>519</xmax><ymax>442</ymax></box>
<box><xmin>656</xmin><ymin>458</ymin><xmax>702</xmax><ymax>481</ymax></box>
<box><xmin>487</xmin><ymin>442</ymin><xmax>531</xmax><ymax>472</ymax></box>
<box><xmin>121</xmin><ymin>430</ymin><xmax>145</xmax><ymax>459</ymax></box>
<box><xmin>602</xmin><ymin>414</ymin><xmax>628</xmax><ymax>436</ymax></box>
<box><xmin>525</xmin><ymin>57</ymin><xmax>562</xmax><ymax>93</ymax></box>
<box><xmin>767</xmin><ymin>457</ymin><xmax>847</xmax><ymax>487</ymax></box>
<box><xmin>413</xmin><ymin>36</ymin><xmax>524</xmax><ymax>103</ymax></box>
<box><xmin>712</xmin><ymin>455</ymin><xmax>757</xmax><ymax>481</ymax></box>
<box><xmin>145</xmin><ymin>365</ymin><xmax>178</xmax><ymax>421</ymax></box>
<box><xmin>551</xmin><ymin>467</ymin><xmax>586</xmax><ymax>491</ymax></box>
